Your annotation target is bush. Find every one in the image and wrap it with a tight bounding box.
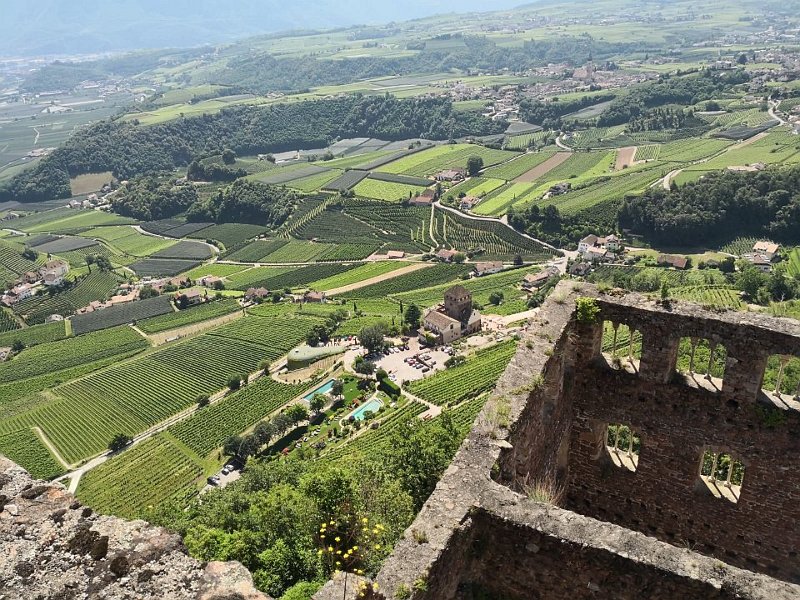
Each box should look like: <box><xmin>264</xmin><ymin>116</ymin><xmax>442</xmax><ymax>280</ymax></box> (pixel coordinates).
<box><xmin>575</xmin><ymin>297</ymin><xmax>600</xmax><ymax>324</ymax></box>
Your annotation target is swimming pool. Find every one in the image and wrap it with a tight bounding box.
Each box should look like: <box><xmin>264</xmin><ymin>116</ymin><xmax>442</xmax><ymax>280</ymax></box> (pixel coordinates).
<box><xmin>303</xmin><ymin>379</ymin><xmax>335</xmax><ymax>402</ymax></box>
<box><xmin>349</xmin><ymin>397</ymin><xmax>383</xmax><ymax>421</ymax></box>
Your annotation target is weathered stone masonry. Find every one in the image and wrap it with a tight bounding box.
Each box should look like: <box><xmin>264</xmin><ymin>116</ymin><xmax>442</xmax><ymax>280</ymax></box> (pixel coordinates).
<box><xmin>324</xmin><ymin>282</ymin><xmax>800</xmax><ymax>600</ymax></box>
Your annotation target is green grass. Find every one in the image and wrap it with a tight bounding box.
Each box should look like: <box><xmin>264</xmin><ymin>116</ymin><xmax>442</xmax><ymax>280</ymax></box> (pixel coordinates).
<box><xmin>352</xmin><ymin>178</ymin><xmax>427</xmax><ymax>201</ymax></box>
<box><xmin>406</xmin><ymin>341</ymin><xmax>516</xmax><ymax>406</ymax></box>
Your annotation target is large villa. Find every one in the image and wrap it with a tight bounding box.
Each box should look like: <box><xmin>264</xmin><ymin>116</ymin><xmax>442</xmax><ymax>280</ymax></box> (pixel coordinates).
<box><xmin>418</xmin><ymin>285</ymin><xmax>482</xmax><ymax>344</ymax></box>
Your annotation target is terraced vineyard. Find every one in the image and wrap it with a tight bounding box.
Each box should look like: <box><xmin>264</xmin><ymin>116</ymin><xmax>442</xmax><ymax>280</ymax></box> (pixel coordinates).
<box><xmin>504</xmin><ymin>131</ymin><xmax>551</xmax><ymax>151</ymax></box>
<box><xmin>789</xmin><ymin>248</ymin><xmax>800</xmax><ymax>278</ymax></box>
<box><xmin>602</xmin><ymin>322</ymin><xmax>642</xmax><ymax>359</ymax></box>
<box><xmin>437</xmin><ymin>209</ymin><xmax>555</xmax><ymax>260</ymax></box>
<box><xmin>82</xmin><ymin>226</ymin><xmax>175</xmax><ymax>256</ymax></box>
<box><xmin>187</xmin><ymin>223</ymin><xmax>266</xmax><ymax>248</ymax></box>
<box><xmin>529</xmin><ymin>167</ymin><xmax>661</xmax><ymax>216</ymax></box>
<box><xmin>634</xmin><ymin>145</ymin><xmax>661</xmax><ymax>161</ymax></box>
<box><xmin>720</xmin><ymin>237</ymin><xmax>760</xmax><ymax>256</ymax></box>
<box><xmin>377</xmin><ymin>144</ymin><xmax>517</xmax><ymax>177</ymax></box>
<box><xmin>227</xmin><ymin>263</ymin><xmax>358</xmax><ymax>291</ymax></box>
<box><xmin>0</xmin><ymin>309</ymin><xmax>19</xmax><ymax>333</ymax></box>
<box><xmin>393</xmin><ymin>266</ymin><xmax>534</xmax><ymax>309</ymax></box>
<box><xmin>223</xmin><ymin>239</ymin><xmax>289</xmax><ymax>262</ymax></box>
<box><xmin>170</xmin><ymin>377</ymin><xmax>312</xmax><ymax>457</ymax></box>
<box><xmin>671</xmin><ymin>285</ymin><xmax>742</xmax><ymax>309</ymax></box>
<box><xmin>406</xmin><ymin>341</ymin><xmax>516</xmax><ymax>406</ymax></box>
<box><xmin>0</xmin><ymin>325</ymin><xmax>147</xmax><ymax>385</ymax></box>
<box><xmin>472</xmin><ymin>182</ymin><xmax>537</xmax><ymax>216</ymax></box>
<box><xmin>77</xmin><ymin>434</ymin><xmax>203</xmax><ymax>519</ymax></box>
<box><xmin>70</xmin><ymin>295</ymin><xmax>175</xmax><ymax>335</ymax></box>
<box><xmin>307</xmin><ymin>261</ymin><xmax>412</xmax><ymax>291</ymax></box>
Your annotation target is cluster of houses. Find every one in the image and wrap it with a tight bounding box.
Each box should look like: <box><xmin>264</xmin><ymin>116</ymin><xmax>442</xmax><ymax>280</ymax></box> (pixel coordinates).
<box><xmin>742</xmin><ymin>241</ymin><xmax>781</xmax><ymax>273</ymax></box>
<box><xmin>67</xmin><ymin>192</ymin><xmax>109</xmax><ymax>210</ymax></box>
<box><xmin>577</xmin><ymin>234</ymin><xmax>623</xmax><ymax>263</ymax></box>
<box><xmin>1</xmin><ymin>259</ymin><xmax>70</xmax><ymax>307</ymax></box>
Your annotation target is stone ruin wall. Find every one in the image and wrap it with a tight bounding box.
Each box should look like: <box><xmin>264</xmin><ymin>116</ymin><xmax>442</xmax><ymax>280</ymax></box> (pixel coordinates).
<box><xmin>2</xmin><ymin>281</ymin><xmax>799</xmax><ymax>600</ymax></box>
<box><xmin>324</xmin><ymin>282</ymin><xmax>800</xmax><ymax>600</ymax></box>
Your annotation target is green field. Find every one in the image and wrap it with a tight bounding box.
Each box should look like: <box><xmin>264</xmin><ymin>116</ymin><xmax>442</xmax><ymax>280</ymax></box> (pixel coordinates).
<box><xmin>307</xmin><ymin>261</ymin><xmax>412</xmax><ymax>291</ymax></box>
<box><xmin>82</xmin><ymin>226</ymin><xmax>176</xmax><ymax>256</ymax></box>
<box><xmin>353</xmin><ymin>178</ymin><xmax>428</xmax><ymax>201</ymax></box>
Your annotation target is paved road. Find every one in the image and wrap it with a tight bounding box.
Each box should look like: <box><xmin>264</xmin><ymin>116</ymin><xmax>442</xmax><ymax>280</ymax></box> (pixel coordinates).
<box><xmin>555</xmin><ymin>134</ymin><xmax>574</xmax><ymax>151</ymax></box>
<box><xmin>768</xmin><ymin>100</ymin><xmax>787</xmax><ymax>126</ymax></box>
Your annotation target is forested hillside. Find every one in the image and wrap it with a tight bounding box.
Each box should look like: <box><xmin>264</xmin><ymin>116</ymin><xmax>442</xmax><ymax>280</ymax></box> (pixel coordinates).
<box><xmin>619</xmin><ymin>167</ymin><xmax>800</xmax><ymax>244</ymax></box>
<box><xmin>0</xmin><ymin>95</ymin><xmax>505</xmax><ymax>203</ymax></box>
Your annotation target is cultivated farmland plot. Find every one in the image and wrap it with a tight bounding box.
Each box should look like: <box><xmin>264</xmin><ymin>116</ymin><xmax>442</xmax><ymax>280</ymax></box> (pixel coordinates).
<box><xmin>254</xmin><ymin>164</ymin><xmax>330</xmax><ymax>185</ymax></box>
<box><xmin>137</xmin><ymin>298</ymin><xmax>241</xmax><ymax>334</ymax></box>
<box><xmin>31</xmin><ymin>236</ymin><xmax>99</xmax><ymax>254</ymax></box>
<box><xmin>353</xmin><ymin>178</ymin><xmax>426</xmax><ymax>201</ymax></box>
<box><xmin>367</xmin><ymin>172</ymin><xmax>432</xmax><ymax>187</ymax></box>
<box><xmin>0</xmin><ymin>428</ymin><xmax>64</xmax><ymax>480</ymax></box>
<box><xmin>70</xmin><ymin>295</ymin><xmax>175</xmax><ymax>336</ymax></box>
<box><xmin>150</xmin><ymin>240</ymin><xmax>214</xmax><ymax>260</ymax></box>
<box><xmin>76</xmin><ymin>434</ymin><xmax>203</xmax><ymax>519</ymax></box>
<box><xmin>323</xmin><ymin>169</ymin><xmax>369</xmax><ymax>191</ymax></box>
<box><xmin>128</xmin><ymin>258</ymin><xmax>201</xmax><ymax>277</ymax></box>
<box><xmin>14</xmin><ymin>270</ymin><xmax>121</xmax><ymax>325</ymax></box>
<box><xmin>287</xmin><ymin>170</ymin><xmax>343</xmax><ymax>192</ymax></box>
<box><xmin>187</xmin><ymin>223</ymin><xmax>266</xmax><ymax>248</ymax></box>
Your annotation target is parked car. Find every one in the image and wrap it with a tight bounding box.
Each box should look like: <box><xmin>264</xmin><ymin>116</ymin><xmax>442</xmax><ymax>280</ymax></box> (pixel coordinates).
<box><xmin>207</xmin><ymin>476</ymin><xmax>220</xmax><ymax>486</ymax></box>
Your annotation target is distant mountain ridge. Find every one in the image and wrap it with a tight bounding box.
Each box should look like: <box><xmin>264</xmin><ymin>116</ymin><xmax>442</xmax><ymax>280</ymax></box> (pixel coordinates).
<box><xmin>0</xmin><ymin>0</ymin><xmax>528</xmax><ymax>57</ymax></box>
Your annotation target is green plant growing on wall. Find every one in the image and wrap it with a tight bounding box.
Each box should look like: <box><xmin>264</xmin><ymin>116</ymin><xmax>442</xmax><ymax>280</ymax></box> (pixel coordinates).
<box><xmin>575</xmin><ymin>297</ymin><xmax>600</xmax><ymax>324</ymax></box>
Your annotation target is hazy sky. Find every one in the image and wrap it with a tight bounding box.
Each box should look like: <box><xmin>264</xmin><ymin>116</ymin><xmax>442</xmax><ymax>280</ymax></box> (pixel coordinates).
<box><xmin>0</xmin><ymin>0</ymin><xmax>529</xmax><ymax>57</ymax></box>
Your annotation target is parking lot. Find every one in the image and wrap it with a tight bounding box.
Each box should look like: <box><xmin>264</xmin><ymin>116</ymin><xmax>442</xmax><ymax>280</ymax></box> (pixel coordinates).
<box><xmin>201</xmin><ymin>463</ymin><xmax>240</xmax><ymax>493</ymax></box>
<box><xmin>374</xmin><ymin>337</ymin><xmax>453</xmax><ymax>385</ymax></box>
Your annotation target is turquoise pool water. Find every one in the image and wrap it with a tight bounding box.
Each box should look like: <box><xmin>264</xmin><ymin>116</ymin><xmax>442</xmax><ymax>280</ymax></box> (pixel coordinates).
<box><xmin>303</xmin><ymin>379</ymin><xmax>335</xmax><ymax>401</ymax></box>
<box><xmin>349</xmin><ymin>397</ymin><xmax>383</xmax><ymax>421</ymax></box>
